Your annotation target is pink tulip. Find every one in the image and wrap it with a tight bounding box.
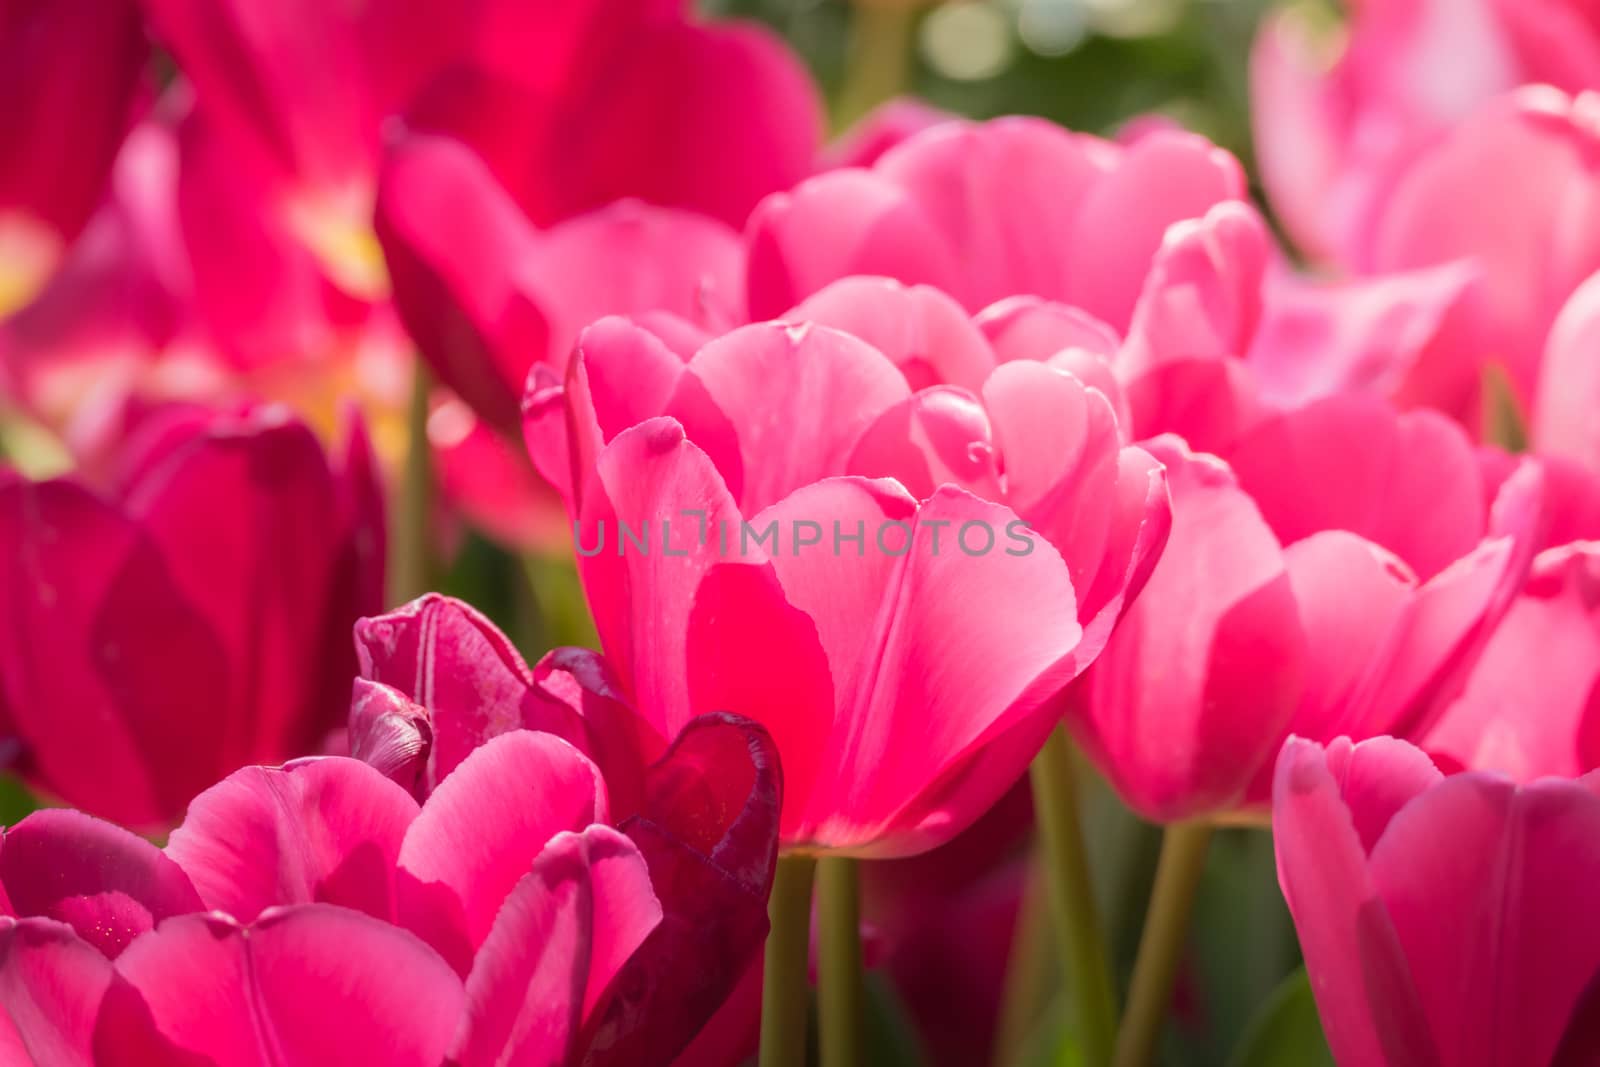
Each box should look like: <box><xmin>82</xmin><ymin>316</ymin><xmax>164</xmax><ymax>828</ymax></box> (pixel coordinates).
<box><xmin>744</xmin><ymin>116</ymin><xmax>1245</xmax><ymax>329</ymax></box>
<box><xmin>825</xmin><ymin>98</ymin><xmax>957</xmax><ymax>170</ymax></box>
<box><xmin>1274</xmin><ymin>736</ymin><xmax>1600</xmax><ymax>1067</ymax></box>
<box><xmin>1422</xmin><ymin>543</ymin><xmax>1600</xmax><ymax>781</ymax></box>
<box><xmin>0</xmin><ymin>0</ymin><xmax>147</xmax><ymax>316</ymax></box>
<box><xmin>1069</xmin><ymin>392</ymin><xmax>1546</xmax><ymax>821</ymax></box>
<box><xmin>525</xmin><ymin>291</ymin><xmax>1169</xmax><ymax>855</ymax></box>
<box><xmin>0</xmin><ymin>594</ymin><xmax>783</xmax><ymax>1064</ymax></box>
<box><xmin>375</xmin><ymin>135</ymin><xmax>743</xmax><ymax>438</ymax></box>
<box><xmin>0</xmin><ymin>404</ymin><xmax>384</xmax><ymax>827</ymax></box>
<box><xmin>1116</xmin><ymin>198</ymin><xmax>1487</xmax><ymax>436</ymax></box>
<box><xmin>1252</xmin><ymin>0</ymin><xmax>1600</xmax><ymax>265</ymax></box>
<box><xmin>349</xmin><ymin>593</ymin><xmax>783</xmax><ymax>1065</ymax></box>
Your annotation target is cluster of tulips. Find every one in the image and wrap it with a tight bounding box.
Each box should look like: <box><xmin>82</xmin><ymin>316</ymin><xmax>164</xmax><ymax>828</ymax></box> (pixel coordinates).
<box><xmin>3</xmin><ymin>0</ymin><xmax>1600</xmax><ymax>1065</ymax></box>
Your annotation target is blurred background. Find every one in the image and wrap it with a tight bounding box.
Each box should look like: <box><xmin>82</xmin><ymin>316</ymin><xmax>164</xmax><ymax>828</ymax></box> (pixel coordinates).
<box><xmin>714</xmin><ymin>0</ymin><xmax>1274</xmax><ymax>170</ymax></box>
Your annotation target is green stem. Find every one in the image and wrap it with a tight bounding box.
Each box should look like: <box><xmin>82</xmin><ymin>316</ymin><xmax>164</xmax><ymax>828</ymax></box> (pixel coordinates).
<box><xmin>835</xmin><ymin>2</ymin><xmax>917</xmax><ymax>130</ymax></box>
<box><xmin>760</xmin><ymin>854</ymin><xmax>817</xmax><ymax>1067</ymax></box>
<box><xmin>817</xmin><ymin>855</ymin><xmax>865</xmax><ymax>1067</ymax></box>
<box><xmin>991</xmin><ymin>862</ymin><xmax>1051</xmax><ymax>1067</ymax></box>
<box><xmin>1029</xmin><ymin>727</ymin><xmax>1118</xmax><ymax>1066</ymax></box>
<box><xmin>1112</xmin><ymin>820</ymin><xmax>1215</xmax><ymax>1067</ymax></box>
<box><xmin>388</xmin><ymin>363</ymin><xmax>433</xmax><ymax>607</ymax></box>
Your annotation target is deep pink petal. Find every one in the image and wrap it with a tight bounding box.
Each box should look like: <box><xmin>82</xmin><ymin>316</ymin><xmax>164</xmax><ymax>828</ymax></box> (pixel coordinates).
<box><xmin>846</xmin><ymin>387</ymin><xmax>1002</xmax><ymax>502</ymax></box>
<box><xmin>744</xmin><ymin>169</ymin><xmax>961</xmax><ymax>321</ymax></box>
<box><xmin>397</xmin><ymin>730</ymin><xmax>608</xmax><ymax>973</ymax></box>
<box><xmin>356</xmin><ymin>593</ymin><xmax>591</xmax><ymax>789</ymax></box>
<box><xmin>1226</xmin><ymin>395</ymin><xmax>1485</xmax><ymax>581</ymax></box>
<box><xmin>1120</xmin><ymin>200</ymin><xmax>1272</xmax><ymax>377</ymax></box>
<box><xmin>0</xmin><ymin>478</ymin><xmax>230</xmax><ymax>826</ymax></box>
<box><xmin>1272</xmin><ymin>738</ymin><xmax>1438</xmax><ymax>1067</ymax></box>
<box><xmin>587</xmin><ymin>717</ymin><xmax>780</xmax><ymax>1065</ymax></box>
<box><xmin>107</xmin><ymin>904</ymin><xmax>463</xmax><ymax>1067</ymax></box>
<box><xmin>1423</xmin><ymin>544</ymin><xmax>1600</xmax><ymax>780</ymax></box>
<box><xmin>164</xmin><ymin>757</ymin><xmax>419</xmax><ymax>923</ymax></box>
<box><xmin>1534</xmin><ymin>268</ymin><xmax>1600</xmax><ymax>476</ymax></box>
<box><xmin>0</xmin><ymin>810</ymin><xmax>200</xmax><ymax>957</ymax></box>
<box><xmin>1364</xmin><ymin>89</ymin><xmax>1600</xmax><ymax>403</ymax></box>
<box><xmin>1371</xmin><ymin>772</ymin><xmax>1600</xmax><ymax>1067</ymax></box>
<box><xmin>1063</xmin><ymin>129</ymin><xmax>1247</xmax><ymax>330</ymax></box>
<box><xmin>0</xmin><ymin>917</ymin><xmax>113</xmax><ymax>1067</ymax></box>
<box><xmin>789</xmin><ymin>276</ymin><xmax>996</xmax><ymax>392</ymax></box>
<box><xmin>666</xmin><ymin>321</ymin><xmax>911</xmax><ymax>513</ymax></box>
<box><xmin>801</xmin><ymin>488</ymin><xmax>1083</xmax><ymax>854</ymax></box>
<box><xmin>1280</xmin><ymin>531</ymin><xmax>1418</xmax><ymax>745</ymax></box>
<box><xmin>0</xmin><ymin>0</ymin><xmax>147</xmax><ymax>255</ymax></box>
<box><xmin>457</xmin><ymin>826</ymin><xmax>660</xmax><ymax>1067</ymax></box>
<box><xmin>1074</xmin><ymin>439</ymin><xmax>1304</xmax><ymax>821</ymax></box>
<box><xmin>126</xmin><ymin>407</ymin><xmax>355</xmax><ymax>768</ymax></box>
<box><xmin>375</xmin><ymin>134</ymin><xmax>547</xmax><ymax>435</ymax></box>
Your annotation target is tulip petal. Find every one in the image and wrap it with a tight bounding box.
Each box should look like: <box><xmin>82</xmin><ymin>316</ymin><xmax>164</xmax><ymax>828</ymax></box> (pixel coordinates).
<box><xmin>126</xmin><ymin>409</ymin><xmax>351</xmax><ymax>767</ymax></box>
<box><xmin>789</xmin><ymin>276</ymin><xmax>997</xmax><ymax>391</ymax></box>
<box><xmin>164</xmin><ymin>757</ymin><xmax>419</xmax><ymax>923</ymax></box>
<box><xmin>376</xmin><ymin>134</ymin><xmax>548</xmax><ymax>435</ymax></box>
<box><xmin>1371</xmin><ymin>772</ymin><xmax>1600</xmax><ymax>1067</ymax></box>
<box><xmin>0</xmin><ymin>917</ymin><xmax>112</xmax><ymax>1067</ymax></box>
<box><xmin>106</xmin><ymin>905</ymin><xmax>463</xmax><ymax>1067</ymax></box>
<box><xmin>1227</xmin><ymin>395</ymin><xmax>1485</xmax><ymax>582</ymax></box>
<box><xmin>666</xmin><ymin>321</ymin><xmax>911</xmax><ymax>513</ymax></box>
<box><xmin>587</xmin><ymin>717</ymin><xmax>779</xmax><ymax>1063</ymax></box>
<box><xmin>1272</xmin><ymin>737</ymin><xmax>1439</xmax><ymax>1067</ymax></box>
<box><xmin>803</xmin><ymin>488</ymin><xmax>1082</xmax><ymax>852</ymax></box>
<box><xmin>1424</xmin><ymin>544</ymin><xmax>1600</xmax><ymax>780</ymax></box>
<box><xmin>744</xmin><ymin>169</ymin><xmax>961</xmax><ymax>321</ymax></box>
<box><xmin>397</xmin><ymin>730</ymin><xmax>607</xmax><ymax>973</ymax></box>
<box><xmin>457</xmin><ymin>826</ymin><xmax>661</xmax><ymax>1067</ymax></box>
<box><xmin>356</xmin><ymin>594</ymin><xmax>591</xmax><ymax>788</ymax></box>
<box><xmin>1076</xmin><ymin>439</ymin><xmax>1304</xmax><ymax>821</ymax></box>
<box><xmin>0</xmin><ymin>810</ymin><xmax>201</xmax><ymax>957</ymax></box>
<box><xmin>0</xmin><ymin>479</ymin><xmax>230</xmax><ymax>826</ymax></box>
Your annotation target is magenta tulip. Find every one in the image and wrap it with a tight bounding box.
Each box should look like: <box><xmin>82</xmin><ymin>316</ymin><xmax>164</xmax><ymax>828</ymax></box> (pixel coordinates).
<box><xmin>0</xmin><ymin>0</ymin><xmax>147</xmax><ymax>316</ymax></box>
<box><xmin>0</xmin><ymin>404</ymin><xmax>384</xmax><ymax>827</ymax></box>
<box><xmin>525</xmin><ymin>292</ymin><xmax>1169</xmax><ymax>855</ymax></box>
<box><xmin>0</xmin><ymin>593</ymin><xmax>782</xmax><ymax>1064</ymax></box>
<box><xmin>350</xmin><ymin>593</ymin><xmax>783</xmax><ymax>1065</ymax></box>
<box><xmin>1274</xmin><ymin>735</ymin><xmax>1600</xmax><ymax>1067</ymax></box>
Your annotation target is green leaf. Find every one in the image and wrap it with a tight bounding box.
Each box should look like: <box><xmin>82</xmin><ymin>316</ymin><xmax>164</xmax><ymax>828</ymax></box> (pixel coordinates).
<box><xmin>1227</xmin><ymin>968</ymin><xmax>1335</xmax><ymax>1067</ymax></box>
<box><xmin>0</xmin><ymin>774</ymin><xmax>41</xmax><ymax>827</ymax></box>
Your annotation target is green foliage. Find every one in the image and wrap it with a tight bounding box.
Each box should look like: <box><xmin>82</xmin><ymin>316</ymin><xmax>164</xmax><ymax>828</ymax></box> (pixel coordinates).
<box><xmin>1226</xmin><ymin>969</ymin><xmax>1335</xmax><ymax>1067</ymax></box>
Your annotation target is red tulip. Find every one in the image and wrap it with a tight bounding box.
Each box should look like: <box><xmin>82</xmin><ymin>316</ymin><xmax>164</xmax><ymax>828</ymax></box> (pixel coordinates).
<box><xmin>525</xmin><ymin>297</ymin><xmax>1169</xmax><ymax>855</ymax></box>
<box><xmin>1274</xmin><ymin>735</ymin><xmax>1600</xmax><ymax>1067</ymax></box>
<box><xmin>0</xmin><ymin>404</ymin><xmax>384</xmax><ymax>828</ymax></box>
<box><xmin>0</xmin><ymin>0</ymin><xmax>147</xmax><ymax>316</ymax></box>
